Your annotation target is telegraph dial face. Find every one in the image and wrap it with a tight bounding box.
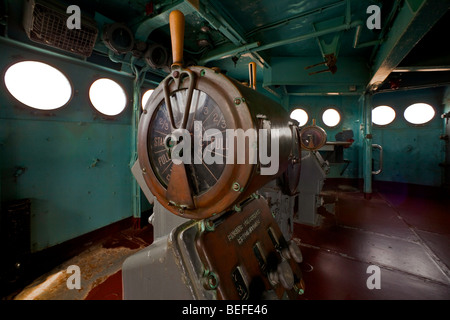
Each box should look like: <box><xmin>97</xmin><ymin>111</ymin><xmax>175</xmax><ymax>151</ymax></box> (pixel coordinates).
<box><xmin>148</xmin><ymin>89</ymin><xmax>227</xmax><ymax>196</ymax></box>
<box><xmin>299</xmin><ymin>125</ymin><xmax>327</xmax><ymax>151</ymax></box>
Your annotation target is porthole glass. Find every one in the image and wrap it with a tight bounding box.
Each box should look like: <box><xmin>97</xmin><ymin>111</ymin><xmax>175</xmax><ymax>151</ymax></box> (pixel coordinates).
<box><xmin>142</xmin><ymin>89</ymin><xmax>155</xmax><ymax>109</ymax></box>
<box><xmin>372</xmin><ymin>105</ymin><xmax>396</xmax><ymax>126</ymax></box>
<box><xmin>89</xmin><ymin>78</ymin><xmax>127</xmax><ymax>116</ymax></box>
<box><xmin>4</xmin><ymin>61</ymin><xmax>72</xmax><ymax>110</ymax></box>
<box><xmin>404</xmin><ymin>103</ymin><xmax>435</xmax><ymax>125</ymax></box>
<box><xmin>290</xmin><ymin>108</ymin><xmax>309</xmax><ymax>126</ymax></box>
<box><xmin>322</xmin><ymin>108</ymin><xmax>341</xmax><ymax>127</ymax></box>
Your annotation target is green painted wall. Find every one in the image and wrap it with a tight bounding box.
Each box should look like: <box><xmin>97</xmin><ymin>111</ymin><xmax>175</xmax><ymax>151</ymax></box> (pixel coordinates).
<box><xmin>289</xmin><ymin>86</ymin><xmax>446</xmax><ymax>187</ymax></box>
<box><xmin>0</xmin><ymin>42</ymin><xmax>138</xmax><ymax>252</ymax></box>
<box><xmin>372</xmin><ymin>87</ymin><xmax>445</xmax><ymax>187</ymax></box>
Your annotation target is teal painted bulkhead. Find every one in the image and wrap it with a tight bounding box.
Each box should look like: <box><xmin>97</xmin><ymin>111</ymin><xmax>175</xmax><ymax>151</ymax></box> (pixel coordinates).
<box><xmin>289</xmin><ymin>86</ymin><xmax>447</xmax><ymax>187</ymax></box>
<box><xmin>0</xmin><ymin>0</ymin><xmax>448</xmax><ymax>256</ymax></box>
<box><xmin>372</xmin><ymin>87</ymin><xmax>446</xmax><ymax>187</ymax></box>
<box><xmin>0</xmin><ymin>41</ymin><xmax>145</xmax><ymax>253</ymax></box>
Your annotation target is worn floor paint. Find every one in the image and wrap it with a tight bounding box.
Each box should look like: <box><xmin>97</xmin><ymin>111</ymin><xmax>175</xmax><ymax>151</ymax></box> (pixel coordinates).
<box><xmin>12</xmin><ymin>183</ymin><xmax>450</xmax><ymax>300</ymax></box>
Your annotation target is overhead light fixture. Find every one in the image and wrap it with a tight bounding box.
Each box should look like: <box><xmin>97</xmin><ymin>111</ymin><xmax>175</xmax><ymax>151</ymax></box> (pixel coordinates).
<box><xmin>394</xmin><ymin>67</ymin><xmax>450</xmax><ymax>72</ymax></box>
<box><xmin>144</xmin><ymin>44</ymin><xmax>170</xmax><ymax>71</ymax></box>
<box><xmin>102</xmin><ymin>23</ymin><xmax>135</xmax><ymax>55</ymax></box>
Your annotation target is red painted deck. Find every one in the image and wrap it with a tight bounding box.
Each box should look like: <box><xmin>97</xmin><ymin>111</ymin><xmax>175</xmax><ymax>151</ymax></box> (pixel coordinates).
<box><xmin>9</xmin><ymin>181</ymin><xmax>450</xmax><ymax>300</ymax></box>
<box><xmin>295</xmin><ymin>183</ymin><xmax>450</xmax><ymax>300</ymax></box>
<box><xmin>85</xmin><ymin>182</ymin><xmax>450</xmax><ymax>300</ymax></box>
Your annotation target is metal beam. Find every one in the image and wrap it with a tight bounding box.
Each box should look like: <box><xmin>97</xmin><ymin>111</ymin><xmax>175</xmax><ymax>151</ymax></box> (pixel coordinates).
<box><xmin>368</xmin><ymin>0</ymin><xmax>450</xmax><ymax>90</ymax></box>
<box><xmin>196</xmin><ymin>0</ymin><xmax>269</xmax><ymax>68</ymax></box>
<box><xmin>131</xmin><ymin>0</ymin><xmax>200</xmax><ymax>41</ymax></box>
<box><xmin>313</xmin><ymin>16</ymin><xmax>345</xmax><ymax>58</ymax></box>
<box><xmin>199</xmin><ymin>0</ymin><xmax>246</xmax><ymax>46</ymax></box>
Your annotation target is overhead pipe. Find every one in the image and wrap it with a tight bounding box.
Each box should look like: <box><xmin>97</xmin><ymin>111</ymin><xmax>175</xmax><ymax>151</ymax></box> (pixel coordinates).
<box><xmin>251</xmin><ymin>20</ymin><xmax>364</xmax><ymax>53</ymax></box>
<box><xmin>199</xmin><ymin>20</ymin><xmax>365</xmax><ymax>64</ymax></box>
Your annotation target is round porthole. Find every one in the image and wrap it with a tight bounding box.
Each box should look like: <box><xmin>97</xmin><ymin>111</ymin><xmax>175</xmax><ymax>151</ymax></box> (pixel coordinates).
<box><xmin>290</xmin><ymin>108</ymin><xmax>309</xmax><ymax>127</ymax></box>
<box><xmin>322</xmin><ymin>108</ymin><xmax>341</xmax><ymax>127</ymax></box>
<box><xmin>89</xmin><ymin>78</ymin><xmax>127</xmax><ymax>116</ymax></box>
<box><xmin>4</xmin><ymin>61</ymin><xmax>72</xmax><ymax>110</ymax></box>
<box><xmin>142</xmin><ymin>89</ymin><xmax>155</xmax><ymax>109</ymax></box>
<box><xmin>372</xmin><ymin>105</ymin><xmax>396</xmax><ymax>126</ymax></box>
<box><xmin>404</xmin><ymin>103</ymin><xmax>435</xmax><ymax>125</ymax></box>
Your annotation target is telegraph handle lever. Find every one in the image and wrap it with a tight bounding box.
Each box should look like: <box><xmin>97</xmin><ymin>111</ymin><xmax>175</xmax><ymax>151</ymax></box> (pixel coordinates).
<box><xmin>169</xmin><ymin>10</ymin><xmax>185</xmax><ymax>68</ymax></box>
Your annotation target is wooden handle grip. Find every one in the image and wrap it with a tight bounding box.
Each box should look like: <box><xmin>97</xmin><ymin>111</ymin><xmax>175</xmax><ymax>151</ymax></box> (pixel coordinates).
<box><xmin>169</xmin><ymin>10</ymin><xmax>185</xmax><ymax>67</ymax></box>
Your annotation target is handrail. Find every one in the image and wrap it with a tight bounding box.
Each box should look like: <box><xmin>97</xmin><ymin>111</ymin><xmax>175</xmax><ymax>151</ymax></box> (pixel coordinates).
<box><xmin>372</xmin><ymin>144</ymin><xmax>383</xmax><ymax>175</ymax></box>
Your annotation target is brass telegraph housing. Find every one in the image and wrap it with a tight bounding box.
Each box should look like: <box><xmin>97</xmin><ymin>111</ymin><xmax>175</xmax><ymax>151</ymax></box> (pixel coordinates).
<box><xmin>137</xmin><ymin>11</ymin><xmax>299</xmax><ymax>220</ymax></box>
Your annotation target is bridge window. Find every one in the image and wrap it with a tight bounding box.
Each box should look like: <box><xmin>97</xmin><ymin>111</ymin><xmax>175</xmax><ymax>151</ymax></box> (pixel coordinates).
<box><xmin>4</xmin><ymin>61</ymin><xmax>72</xmax><ymax>110</ymax></box>
<box><xmin>290</xmin><ymin>108</ymin><xmax>309</xmax><ymax>127</ymax></box>
<box><xmin>404</xmin><ymin>103</ymin><xmax>435</xmax><ymax>125</ymax></box>
<box><xmin>142</xmin><ymin>89</ymin><xmax>155</xmax><ymax>110</ymax></box>
<box><xmin>372</xmin><ymin>105</ymin><xmax>396</xmax><ymax>126</ymax></box>
<box><xmin>89</xmin><ymin>78</ymin><xmax>127</xmax><ymax>116</ymax></box>
<box><xmin>322</xmin><ymin>108</ymin><xmax>341</xmax><ymax>127</ymax></box>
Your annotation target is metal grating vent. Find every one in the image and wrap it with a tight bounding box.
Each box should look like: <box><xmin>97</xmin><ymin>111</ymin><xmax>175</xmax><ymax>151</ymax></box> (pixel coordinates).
<box><xmin>23</xmin><ymin>0</ymin><xmax>98</xmax><ymax>57</ymax></box>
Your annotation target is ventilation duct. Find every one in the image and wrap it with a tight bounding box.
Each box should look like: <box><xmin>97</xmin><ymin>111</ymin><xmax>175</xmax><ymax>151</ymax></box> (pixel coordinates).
<box><xmin>23</xmin><ymin>0</ymin><xmax>98</xmax><ymax>57</ymax></box>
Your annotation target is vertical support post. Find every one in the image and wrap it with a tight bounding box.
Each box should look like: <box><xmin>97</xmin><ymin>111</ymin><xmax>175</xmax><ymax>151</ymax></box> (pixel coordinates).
<box><xmin>362</xmin><ymin>93</ymin><xmax>373</xmax><ymax>199</ymax></box>
<box><xmin>130</xmin><ymin>58</ymin><xmax>149</xmax><ymax>221</ymax></box>
<box><xmin>131</xmin><ymin>74</ymin><xmax>142</xmax><ymax>220</ymax></box>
